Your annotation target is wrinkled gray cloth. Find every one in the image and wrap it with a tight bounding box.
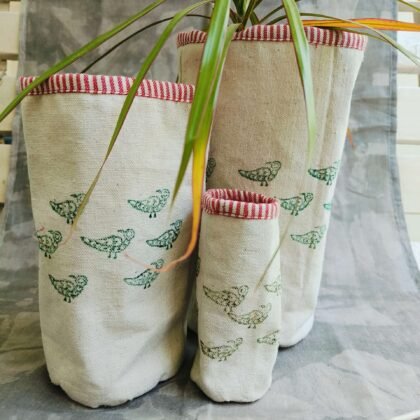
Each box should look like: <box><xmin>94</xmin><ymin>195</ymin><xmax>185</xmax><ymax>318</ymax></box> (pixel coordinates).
<box><xmin>1</xmin><ymin>0</ymin><xmax>419</xmax><ymax>418</ymax></box>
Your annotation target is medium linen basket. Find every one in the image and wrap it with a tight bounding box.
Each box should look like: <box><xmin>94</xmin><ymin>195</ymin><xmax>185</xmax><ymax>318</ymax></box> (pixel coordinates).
<box><xmin>191</xmin><ymin>189</ymin><xmax>281</xmax><ymax>402</ymax></box>
<box><xmin>178</xmin><ymin>25</ymin><xmax>367</xmax><ymax>346</ymax></box>
<box><xmin>20</xmin><ymin>74</ymin><xmax>194</xmax><ymax>407</ymax></box>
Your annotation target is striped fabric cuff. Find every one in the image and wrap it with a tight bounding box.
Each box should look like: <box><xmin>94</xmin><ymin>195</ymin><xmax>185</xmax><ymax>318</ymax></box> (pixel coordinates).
<box><xmin>19</xmin><ymin>74</ymin><xmax>195</xmax><ymax>103</ymax></box>
<box><xmin>202</xmin><ymin>189</ymin><xmax>279</xmax><ymax>220</ymax></box>
<box><xmin>177</xmin><ymin>24</ymin><xmax>368</xmax><ymax>52</ymax></box>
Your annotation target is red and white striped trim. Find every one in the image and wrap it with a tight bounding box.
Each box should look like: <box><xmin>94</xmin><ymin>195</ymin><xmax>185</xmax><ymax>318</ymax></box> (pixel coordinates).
<box><xmin>202</xmin><ymin>189</ymin><xmax>279</xmax><ymax>220</ymax></box>
<box><xmin>19</xmin><ymin>74</ymin><xmax>195</xmax><ymax>103</ymax></box>
<box><xmin>177</xmin><ymin>24</ymin><xmax>368</xmax><ymax>51</ymax></box>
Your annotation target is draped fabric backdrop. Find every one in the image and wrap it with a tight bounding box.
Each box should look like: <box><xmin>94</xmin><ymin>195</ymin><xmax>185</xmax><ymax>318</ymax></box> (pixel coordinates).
<box><xmin>0</xmin><ymin>0</ymin><xmax>419</xmax><ymax>418</ymax></box>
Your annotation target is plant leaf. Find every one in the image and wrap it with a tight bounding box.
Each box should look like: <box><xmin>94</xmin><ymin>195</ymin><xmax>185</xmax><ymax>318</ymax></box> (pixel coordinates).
<box><xmin>283</xmin><ymin>0</ymin><xmax>317</xmax><ymax>157</ymax></box>
<box><xmin>173</xmin><ymin>0</ymin><xmax>231</xmax><ymax>203</ymax></box>
<box><xmin>250</xmin><ymin>12</ymin><xmax>260</xmax><ymax>25</ymax></box>
<box><xmin>301</xmin><ymin>13</ymin><xmax>420</xmax><ymax>67</ymax></box>
<box><xmin>82</xmin><ymin>14</ymin><xmax>211</xmax><ymax>73</ymax></box>
<box><xmin>260</xmin><ymin>0</ymin><xmax>302</xmax><ymax>23</ymax></box>
<box><xmin>233</xmin><ymin>0</ymin><xmax>249</xmax><ymax>17</ymax></box>
<box><xmin>0</xmin><ymin>0</ymin><xmax>165</xmax><ymax>123</ymax></box>
<box><xmin>398</xmin><ymin>0</ymin><xmax>420</xmax><ymax>13</ymax></box>
<box><xmin>73</xmin><ymin>0</ymin><xmax>212</xmax><ymax>228</ymax></box>
<box><xmin>302</xmin><ymin>17</ymin><xmax>420</xmax><ymax>32</ymax></box>
<box><xmin>241</xmin><ymin>0</ymin><xmax>259</xmax><ymax>28</ymax></box>
<box><xmin>164</xmin><ymin>23</ymin><xmax>239</xmax><ymax>271</ymax></box>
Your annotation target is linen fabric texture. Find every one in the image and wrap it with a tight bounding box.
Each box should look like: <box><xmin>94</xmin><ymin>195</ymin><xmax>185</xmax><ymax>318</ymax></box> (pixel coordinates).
<box><xmin>178</xmin><ymin>25</ymin><xmax>367</xmax><ymax>347</ymax></box>
<box><xmin>20</xmin><ymin>74</ymin><xmax>194</xmax><ymax>408</ymax></box>
<box><xmin>191</xmin><ymin>189</ymin><xmax>281</xmax><ymax>402</ymax></box>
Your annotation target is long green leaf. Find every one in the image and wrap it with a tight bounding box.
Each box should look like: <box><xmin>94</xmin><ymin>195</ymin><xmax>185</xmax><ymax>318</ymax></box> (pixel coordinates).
<box><xmin>250</xmin><ymin>11</ymin><xmax>260</xmax><ymax>25</ymax></box>
<box><xmin>233</xmin><ymin>0</ymin><xmax>248</xmax><ymax>17</ymax></box>
<box><xmin>82</xmin><ymin>14</ymin><xmax>210</xmax><ymax>73</ymax></box>
<box><xmin>398</xmin><ymin>0</ymin><xmax>420</xmax><ymax>12</ymax></box>
<box><xmin>267</xmin><ymin>14</ymin><xmax>287</xmax><ymax>25</ymax></box>
<box><xmin>173</xmin><ymin>0</ymin><xmax>231</xmax><ymax>202</ymax></box>
<box><xmin>73</xmin><ymin>0</ymin><xmax>212</xmax><ymax>228</ymax></box>
<box><xmin>230</xmin><ymin>8</ymin><xmax>242</xmax><ymax>23</ymax></box>
<box><xmin>301</xmin><ymin>13</ymin><xmax>420</xmax><ymax>67</ymax></box>
<box><xmin>260</xmin><ymin>0</ymin><xmax>302</xmax><ymax>23</ymax></box>
<box><xmin>165</xmin><ymin>23</ymin><xmax>239</xmax><ymax>270</ymax></box>
<box><xmin>0</xmin><ymin>0</ymin><xmax>165</xmax><ymax>123</ymax></box>
<box><xmin>241</xmin><ymin>0</ymin><xmax>259</xmax><ymax>28</ymax></box>
<box><xmin>283</xmin><ymin>0</ymin><xmax>317</xmax><ymax>157</ymax></box>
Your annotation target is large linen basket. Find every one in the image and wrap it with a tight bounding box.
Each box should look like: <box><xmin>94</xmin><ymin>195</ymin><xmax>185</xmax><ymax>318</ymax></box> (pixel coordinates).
<box><xmin>178</xmin><ymin>25</ymin><xmax>367</xmax><ymax>346</ymax></box>
<box><xmin>20</xmin><ymin>74</ymin><xmax>194</xmax><ymax>407</ymax></box>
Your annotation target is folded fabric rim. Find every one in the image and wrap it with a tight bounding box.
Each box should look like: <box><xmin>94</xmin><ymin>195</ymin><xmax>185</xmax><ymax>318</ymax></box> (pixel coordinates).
<box><xmin>202</xmin><ymin>189</ymin><xmax>279</xmax><ymax>220</ymax></box>
<box><xmin>177</xmin><ymin>24</ymin><xmax>368</xmax><ymax>51</ymax></box>
<box><xmin>19</xmin><ymin>74</ymin><xmax>195</xmax><ymax>103</ymax></box>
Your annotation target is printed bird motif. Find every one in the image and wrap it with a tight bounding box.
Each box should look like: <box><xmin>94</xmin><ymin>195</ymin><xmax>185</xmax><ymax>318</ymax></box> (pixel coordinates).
<box><xmin>206</xmin><ymin>157</ymin><xmax>216</xmax><ymax>181</ymax></box>
<box><xmin>48</xmin><ymin>274</ymin><xmax>88</xmax><ymax>303</ymax></box>
<box><xmin>80</xmin><ymin>228</ymin><xmax>135</xmax><ymax>259</ymax></box>
<box><xmin>308</xmin><ymin>160</ymin><xmax>340</xmax><ymax>186</ymax></box>
<box><xmin>290</xmin><ymin>225</ymin><xmax>327</xmax><ymax>250</ymax></box>
<box><xmin>49</xmin><ymin>193</ymin><xmax>85</xmax><ymax>224</ymax></box>
<box><xmin>228</xmin><ymin>303</ymin><xmax>272</xmax><ymax>329</ymax></box>
<box><xmin>238</xmin><ymin>161</ymin><xmax>281</xmax><ymax>186</ymax></box>
<box><xmin>128</xmin><ymin>188</ymin><xmax>170</xmax><ymax>218</ymax></box>
<box><xmin>146</xmin><ymin>219</ymin><xmax>183</xmax><ymax>250</ymax></box>
<box><xmin>123</xmin><ymin>259</ymin><xmax>164</xmax><ymax>289</ymax></box>
<box><xmin>203</xmin><ymin>285</ymin><xmax>249</xmax><ymax>313</ymax></box>
<box><xmin>200</xmin><ymin>337</ymin><xmax>243</xmax><ymax>361</ymax></box>
<box><xmin>264</xmin><ymin>276</ymin><xmax>282</xmax><ymax>296</ymax></box>
<box><xmin>280</xmin><ymin>192</ymin><xmax>314</xmax><ymax>216</ymax></box>
<box><xmin>257</xmin><ymin>330</ymin><xmax>280</xmax><ymax>345</ymax></box>
<box><xmin>35</xmin><ymin>229</ymin><xmax>62</xmax><ymax>258</ymax></box>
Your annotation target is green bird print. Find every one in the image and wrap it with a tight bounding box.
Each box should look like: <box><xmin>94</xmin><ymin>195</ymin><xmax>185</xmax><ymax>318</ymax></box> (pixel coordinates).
<box><xmin>35</xmin><ymin>229</ymin><xmax>62</xmax><ymax>258</ymax></box>
<box><xmin>228</xmin><ymin>303</ymin><xmax>272</xmax><ymax>329</ymax></box>
<box><xmin>203</xmin><ymin>284</ymin><xmax>249</xmax><ymax>313</ymax></box>
<box><xmin>49</xmin><ymin>193</ymin><xmax>85</xmax><ymax>224</ymax></box>
<box><xmin>206</xmin><ymin>157</ymin><xmax>216</xmax><ymax>181</ymax></box>
<box><xmin>308</xmin><ymin>160</ymin><xmax>340</xmax><ymax>186</ymax></box>
<box><xmin>290</xmin><ymin>225</ymin><xmax>327</xmax><ymax>250</ymax></box>
<box><xmin>81</xmin><ymin>228</ymin><xmax>135</xmax><ymax>259</ymax></box>
<box><xmin>146</xmin><ymin>219</ymin><xmax>182</xmax><ymax>250</ymax></box>
<box><xmin>238</xmin><ymin>161</ymin><xmax>281</xmax><ymax>186</ymax></box>
<box><xmin>123</xmin><ymin>259</ymin><xmax>164</xmax><ymax>289</ymax></box>
<box><xmin>200</xmin><ymin>337</ymin><xmax>243</xmax><ymax>361</ymax></box>
<box><xmin>128</xmin><ymin>188</ymin><xmax>170</xmax><ymax>218</ymax></box>
<box><xmin>48</xmin><ymin>274</ymin><xmax>88</xmax><ymax>303</ymax></box>
<box><xmin>264</xmin><ymin>276</ymin><xmax>282</xmax><ymax>296</ymax></box>
<box><xmin>280</xmin><ymin>192</ymin><xmax>314</xmax><ymax>216</ymax></box>
<box><xmin>257</xmin><ymin>330</ymin><xmax>280</xmax><ymax>345</ymax></box>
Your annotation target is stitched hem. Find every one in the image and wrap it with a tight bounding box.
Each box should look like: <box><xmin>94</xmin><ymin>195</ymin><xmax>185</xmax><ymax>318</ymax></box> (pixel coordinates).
<box><xmin>19</xmin><ymin>74</ymin><xmax>195</xmax><ymax>103</ymax></box>
<box><xmin>177</xmin><ymin>24</ymin><xmax>368</xmax><ymax>51</ymax></box>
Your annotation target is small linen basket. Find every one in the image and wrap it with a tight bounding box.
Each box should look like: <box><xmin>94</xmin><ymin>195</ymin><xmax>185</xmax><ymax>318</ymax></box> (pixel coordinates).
<box><xmin>20</xmin><ymin>74</ymin><xmax>194</xmax><ymax>407</ymax></box>
<box><xmin>191</xmin><ymin>189</ymin><xmax>281</xmax><ymax>403</ymax></box>
<box><xmin>178</xmin><ymin>25</ymin><xmax>367</xmax><ymax>346</ymax></box>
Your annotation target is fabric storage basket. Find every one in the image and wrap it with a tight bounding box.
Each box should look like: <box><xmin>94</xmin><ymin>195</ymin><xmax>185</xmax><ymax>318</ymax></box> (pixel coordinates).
<box><xmin>191</xmin><ymin>189</ymin><xmax>281</xmax><ymax>402</ymax></box>
<box><xmin>178</xmin><ymin>25</ymin><xmax>367</xmax><ymax>347</ymax></box>
<box><xmin>20</xmin><ymin>74</ymin><xmax>194</xmax><ymax>407</ymax></box>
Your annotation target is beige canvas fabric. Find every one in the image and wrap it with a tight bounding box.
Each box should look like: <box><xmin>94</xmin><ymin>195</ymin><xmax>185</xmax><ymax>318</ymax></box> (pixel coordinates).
<box><xmin>178</xmin><ymin>25</ymin><xmax>367</xmax><ymax>347</ymax></box>
<box><xmin>20</xmin><ymin>74</ymin><xmax>194</xmax><ymax>407</ymax></box>
<box><xmin>191</xmin><ymin>189</ymin><xmax>281</xmax><ymax>402</ymax></box>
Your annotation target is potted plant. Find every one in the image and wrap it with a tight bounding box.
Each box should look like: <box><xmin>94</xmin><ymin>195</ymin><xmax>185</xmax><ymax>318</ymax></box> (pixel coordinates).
<box><xmin>1</xmin><ymin>0</ymin><xmax>419</xmax><ymax>407</ymax></box>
